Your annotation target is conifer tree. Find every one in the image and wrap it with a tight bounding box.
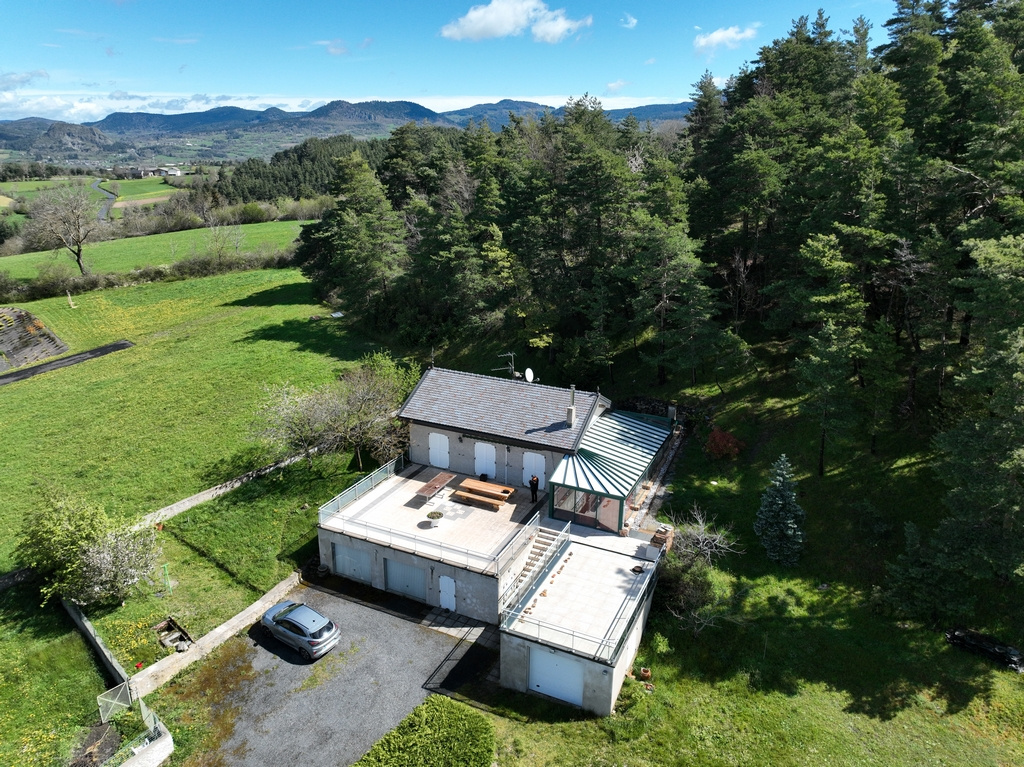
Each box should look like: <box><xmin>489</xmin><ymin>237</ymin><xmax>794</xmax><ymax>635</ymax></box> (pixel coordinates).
<box><xmin>754</xmin><ymin>455</ymin><xmax>806</xmax><ymax>565</ymax></box>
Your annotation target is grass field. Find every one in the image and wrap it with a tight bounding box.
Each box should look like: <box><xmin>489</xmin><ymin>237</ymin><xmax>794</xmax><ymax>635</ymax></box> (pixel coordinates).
<box><xmin>0</xmin><ymin>220</ymin><xmax>304</xmax><ymax>280</ymax></box>
<box><xmin>99</xmin><ymin>177</ymin><xmax>176</xmax><ymax>202</ymax></box>
<box><xmin>0</xmin><ymin>177</ymin><xmax>106</xmax><ymax>206</ymax></box>
<box><xmin>0</xmin><ymin>583</ymin><xmax>109</xmax><ymax>767</ymax></box>
<box><xmin>0</xmin><ymin>268</ymin><xmax>378</xmax><ymax>571</ymax></box>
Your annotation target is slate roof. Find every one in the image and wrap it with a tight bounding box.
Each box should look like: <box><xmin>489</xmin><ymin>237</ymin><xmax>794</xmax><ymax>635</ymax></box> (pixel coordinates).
<box><xmin>398</xmin><ymin>367</ymin><xmax>606</xmax><ymax>452</ymax></box>
<box><xmin>549</xmin><ymin>410</ymin><xmax>672</xmax><ymax>498</ymax></box>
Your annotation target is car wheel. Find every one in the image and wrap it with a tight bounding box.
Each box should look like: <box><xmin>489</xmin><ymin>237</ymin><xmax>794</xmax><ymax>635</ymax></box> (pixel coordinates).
<box><xmin>261</xmin><ymin>624</ymin><xmax>272</xmax><ymax>637</ymax></box>
<box><xmin>299</xmin><ymin>647</ymin><xmax>312</xmax><ymax>661</ymax></box>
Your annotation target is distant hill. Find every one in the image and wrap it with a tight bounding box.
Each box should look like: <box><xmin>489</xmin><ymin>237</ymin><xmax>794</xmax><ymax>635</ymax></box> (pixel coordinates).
<box><xmin>1</xmin><ymin>98</ymin><xmax>693</xmax><ymax>166</ymax></box>
<box><xmin>85</xmin><ymin>105</ymin><xmax>301</xmax><ymax>135</ymax></box>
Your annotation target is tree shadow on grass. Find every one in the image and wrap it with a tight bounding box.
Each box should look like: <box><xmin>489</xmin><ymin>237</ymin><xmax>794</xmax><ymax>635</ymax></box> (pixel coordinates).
<box><xmin>234</xmin><ymin>317</ymin><xmax>378</xmax><ymax>365</ymax></box>
<box><xmin>199</xmin><ymin>445</ymin><xmax>276</xmax><ymax>487</ymax></box>
<box><xmin>0</xmin><ymin>582</ymin><xmax>80</xmax><ymax>642</ymax></box>
<box><xmin>648</xmin><ymin>583</ymin><xmax>998</xmax><ymax>723</ymax></box>
<box><xmin>222</xmin><ymin>281</ymin><xmax>316</xmax><ymax>307</ymax></box>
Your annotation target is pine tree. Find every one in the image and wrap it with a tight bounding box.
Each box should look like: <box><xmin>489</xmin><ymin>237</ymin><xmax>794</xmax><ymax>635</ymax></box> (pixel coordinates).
<box><xmin>754</xmin><ymin>455</ymin><xmax>806</xmax><ymax>565</ymax></box>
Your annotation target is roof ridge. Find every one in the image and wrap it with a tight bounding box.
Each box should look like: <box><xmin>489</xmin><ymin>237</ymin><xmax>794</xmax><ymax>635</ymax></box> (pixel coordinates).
<box><xmin>428</xmin><ymin>366</ymin><xmax>599</xmax><ymax>398</ymax></box>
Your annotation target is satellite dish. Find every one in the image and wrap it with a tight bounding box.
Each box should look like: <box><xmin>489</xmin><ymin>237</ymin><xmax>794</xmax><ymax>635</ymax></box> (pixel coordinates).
<box><xmin>525</xmin><ymin>367</ymin><xmax>534</xmax><ymax>383</ymax></box>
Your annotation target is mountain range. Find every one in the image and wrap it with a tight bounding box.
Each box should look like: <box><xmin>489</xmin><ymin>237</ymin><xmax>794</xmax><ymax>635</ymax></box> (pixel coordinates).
<box><xmin>0</xmin><ymin>98</ymin><xmax>692</xmax><ymax>167</ymax></box>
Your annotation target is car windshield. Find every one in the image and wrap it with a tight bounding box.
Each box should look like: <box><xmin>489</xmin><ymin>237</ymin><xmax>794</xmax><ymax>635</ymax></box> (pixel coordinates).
<box><xmin>276</xmin><ymin>604</ymin><xmax>302</xmax><ymax>620</ymax></box>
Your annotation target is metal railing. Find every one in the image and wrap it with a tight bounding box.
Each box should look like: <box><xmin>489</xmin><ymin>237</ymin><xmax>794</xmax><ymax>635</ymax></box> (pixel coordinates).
<box><xmin>494</xmin><ymin>513</ymin><xmax>541</xmax><ymax>579</ymax></box>
<box><xmin>497</xmin><ymin>520</ymin><xmax>570</xmax><ymax>613</ymax></box>
<box><xmin>325</xmin><ymin>514</ymin><xmax>499</xmax><ymax>572</ymax></box>
<box><xmin>501</xmin><ymin>560</ymin><xmax>656</xmax><ymax>664</ymax></box>
<box><xmin>318</xmin><ymin>455</ymin><xmax>405</xmax><ymax>524</ymax></box>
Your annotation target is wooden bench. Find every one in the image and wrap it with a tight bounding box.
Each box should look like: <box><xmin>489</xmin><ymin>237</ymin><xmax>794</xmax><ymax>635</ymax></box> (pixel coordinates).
<box><xmin>416</xmin><ymin>471</ymin><xmax>456</xmax><ymax>499</ymax></box>
<box><xmin>452</xmin><ymin>489</ymin><xmax>505</xmax><ymax>510</ymax></box>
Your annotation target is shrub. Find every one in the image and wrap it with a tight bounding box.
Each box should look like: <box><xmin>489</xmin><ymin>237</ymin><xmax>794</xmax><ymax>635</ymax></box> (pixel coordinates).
<box><xmin>704</xmin><ymin>426</ymin><xmax>745</xmax><ymax>459</ymax></box>
<box><xmin>354</xmin><ymin>695</ymin><xmax>495</xmax><ymax>767</ymax></box>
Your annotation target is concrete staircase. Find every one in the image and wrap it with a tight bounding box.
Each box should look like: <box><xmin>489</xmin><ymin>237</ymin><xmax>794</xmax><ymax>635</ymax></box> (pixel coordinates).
<box><xmin>512</xmin><ymin>527</ymin><xmax>560</xmax><ymax>592</ymax></box>
<box><xmin>0</xmin><ymin>307</ymin><xmax>69</xmax><ymax>371</ymax></box>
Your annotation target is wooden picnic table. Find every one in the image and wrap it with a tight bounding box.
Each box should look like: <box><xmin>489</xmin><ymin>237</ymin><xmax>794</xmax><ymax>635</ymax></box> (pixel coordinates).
<box><xmin>459</xmin><ymin>478</ymin><xmax>516</xmax><ymax>501</ymax></box>
<box><xmin>416</xmin><ymin>471</ymin><xmax>456</xmax><ymax>499</ymax></box>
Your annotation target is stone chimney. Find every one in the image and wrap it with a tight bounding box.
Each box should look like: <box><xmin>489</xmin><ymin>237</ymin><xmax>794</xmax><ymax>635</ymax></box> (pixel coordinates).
<box><xmin>566</xmin><ymin>384</ymin><xmax>576</xmax><ymax>427</ymax></box>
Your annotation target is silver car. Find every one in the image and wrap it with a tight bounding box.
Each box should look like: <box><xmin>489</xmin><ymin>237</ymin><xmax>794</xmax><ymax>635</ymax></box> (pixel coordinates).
<box><xmin>260</xmin><ymin>601</ymin><xmax>341</xmax><ymax>661</ymax></box>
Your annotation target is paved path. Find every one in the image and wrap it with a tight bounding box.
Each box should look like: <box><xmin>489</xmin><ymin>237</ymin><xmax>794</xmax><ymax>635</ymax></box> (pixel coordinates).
<box><xmin>91</xmin><ymin>179</ymin><xmax>116</xmax><ymax>221</ymax></box>
<box><xmin>0</xmin><ymin>340</ymin><xmax>133</xmax><ymax>386</ymax></box>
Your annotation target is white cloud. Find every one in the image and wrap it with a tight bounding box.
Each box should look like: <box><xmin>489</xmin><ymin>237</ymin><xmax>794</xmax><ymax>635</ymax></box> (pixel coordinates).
<box><xmin>694</xmin><ymin>24</ymin><xmax>760</xmax><ymax>55</ymax></box>
<box><xmin>620</xmin><ymin>13</ymin><xmax>637</xmax><ymax>29</ymax></box>
<box><xmin>109</xmin><ymin>90</ymin><xmax>146</xmax><ymax>100</ymax></box>
<box><xmin>605</xmin><ymin>79</ymin><xmax>628</xmax><ymax>94</ymax></box>
<box><xmin>441</xmin><ymin>0</ymin><xmax>592</xmax><ymax>44</ymax></box>
<box><xmin>314</xmin><ymin>39</ymin><xmax>349</xmax><ymax>55</ymax></box>
<box><xmin>0</xmin><ymin>70</ymin><xmax>48</xmax><ymax>92</ymax></box>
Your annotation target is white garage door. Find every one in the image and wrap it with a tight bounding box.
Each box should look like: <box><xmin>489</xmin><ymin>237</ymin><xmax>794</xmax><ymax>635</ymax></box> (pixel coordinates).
<box><xmin>332</xmin><ymin>542</ymin><xmax>372</xmax><ymax>584</ymax></box>
<box><xmin>529</xmin><ymin>647</ymin><xmax>584</xmax><ymax>707</ymax></box>
<box><xmin>428</xmin><ymin>432</ymin><xmax>450</xmax><ymax>469</ymax></box>
<box><xmin>523</xmin><ymin>452</ymin><xmax>546</xmax><ymax>489</ymax></box>
<box><xmin>474</xmin><ymin>442</ymin><xmax>496</xmax><ymax>479</ymax></box>
<box><xmin>384</xmin><ymin>558</ymin><xmax>426</xmax><ymax>601</ymax></box>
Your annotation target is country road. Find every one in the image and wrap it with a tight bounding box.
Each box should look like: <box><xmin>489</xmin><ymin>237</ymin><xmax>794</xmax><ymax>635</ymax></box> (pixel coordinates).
<box><xmin>91</xmin><ymin>178</ymin><xmax>116</xmax><ymax>221</ymax></box>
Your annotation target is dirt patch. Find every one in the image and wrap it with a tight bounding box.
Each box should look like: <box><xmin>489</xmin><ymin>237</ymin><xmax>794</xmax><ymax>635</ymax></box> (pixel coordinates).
<box><xmin>0</xmin><ymin>194</ymin><xmax>14</xmax><ymax>208</ymax></box>
<box><xmin>68</xmin><ymin>723</ymin><xmax>120</xmax><ymax>767</ymax></box>
<box><xmin>112</xmin><ymin>195</ymin><xmax>172</xmax><ymax>208</ymax></box>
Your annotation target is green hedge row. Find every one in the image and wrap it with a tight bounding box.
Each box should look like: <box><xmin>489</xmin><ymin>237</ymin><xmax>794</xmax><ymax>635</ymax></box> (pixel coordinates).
<box><xmin>354</xmin><ymin>695</ymin><xmax>495</xmax><ymax>767</ymax></box>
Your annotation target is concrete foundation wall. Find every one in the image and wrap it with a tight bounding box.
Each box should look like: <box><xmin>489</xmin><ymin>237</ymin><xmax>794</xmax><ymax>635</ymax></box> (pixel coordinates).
<box><xmin>319</xmin><ymin>531</ymin><xmax>500</xmax><ymax>623</ymax></box>
<box><xmin>408</xmin><ymin>424</ymin><xmax>561</xmax><ymax>490</ymax></box>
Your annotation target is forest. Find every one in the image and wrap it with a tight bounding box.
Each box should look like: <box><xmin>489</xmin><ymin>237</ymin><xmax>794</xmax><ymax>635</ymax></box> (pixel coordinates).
<box><xmin>274</xmin><ymin>0</ymin><xmax>1023</xmax><ymax>625</ymax></box>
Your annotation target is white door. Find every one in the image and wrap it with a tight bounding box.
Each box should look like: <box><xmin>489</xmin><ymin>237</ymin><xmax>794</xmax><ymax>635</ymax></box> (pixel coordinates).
<box><xmin>428</xmin><ymin>432</ymin><xmax>450</xmax><ymax>469</ymax></box>
<box><xmin>384</xmin><ymin>558</ymin><xmax>426</xmax><ymax>601</ymax></box>
<box><xmin>439</xmin><ymin>575</ymin><xmax>456</xmax><ymax>612</ymax></box>
<box><xmin>332</xmin><ymin>543</ymin><xmax>372</xmax><ymax>584</ymax></box>
<box><xmin>529</xmin><ymin>647</ymin><xmax>584</xmax><ymax>706</ymax></box>
<box><xmin>474</xmin><ymin>442</ymin><xmax>497</xmax><ymax>479</ymax></box>
<box><xmin>523</xmin><ymin>452</ymin><xmax>546</xmax><ymax>489</ymax></box>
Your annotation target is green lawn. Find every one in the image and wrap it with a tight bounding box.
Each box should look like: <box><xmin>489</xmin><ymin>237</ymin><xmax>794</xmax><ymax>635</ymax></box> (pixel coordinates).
<box><xmin>0</xmin><ymin>268</ymin><xmax>378</xmax><ymax>571</ymax></box>
<box><xmin>0</xmin><ymin>220</ymin><xmax>304</xmax><ymax>280</ymax></box>
<box><xmin>0</xmin><ymin>583</ymin><xmax>108</xmax><ymax>767</ymax></box>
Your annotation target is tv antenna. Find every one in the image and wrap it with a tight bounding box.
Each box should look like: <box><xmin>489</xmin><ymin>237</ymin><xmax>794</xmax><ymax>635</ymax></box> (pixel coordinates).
<box><xmin>492</xmin><ymin>351</ymin><xmax>521</xmax><ymax>379</ymax></box>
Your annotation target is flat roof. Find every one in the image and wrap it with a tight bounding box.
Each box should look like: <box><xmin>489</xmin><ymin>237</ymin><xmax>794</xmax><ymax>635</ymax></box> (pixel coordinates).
<box><xmin>319</xmin><ymin>464</ymin><xmax>540</xmax><ymax>574</ymax></box>
<box><xmin>501</xmin><ymin>522</ymin><xmax>656</xmax><ymax>663</ymax></box>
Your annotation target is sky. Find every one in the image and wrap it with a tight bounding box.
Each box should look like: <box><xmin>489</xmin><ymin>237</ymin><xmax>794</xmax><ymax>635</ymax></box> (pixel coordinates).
<box><xmin>2</xmin><ymin>0</ymin><xmax>899</xmax><ymax>123</ymax></box>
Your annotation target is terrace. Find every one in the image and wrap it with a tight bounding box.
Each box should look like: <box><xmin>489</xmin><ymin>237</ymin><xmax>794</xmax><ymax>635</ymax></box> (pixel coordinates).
<box><xmin>318</xmin><ymin>460</ymin><xmax>545</xmax><ymax>577</ymax></box>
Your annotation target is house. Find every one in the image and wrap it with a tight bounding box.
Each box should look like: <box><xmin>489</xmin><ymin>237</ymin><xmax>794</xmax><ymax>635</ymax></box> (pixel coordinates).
<box><xmin>317</xmin><ymin>367</ymin><xmax>676</xmax><ymax>715</ymax></box>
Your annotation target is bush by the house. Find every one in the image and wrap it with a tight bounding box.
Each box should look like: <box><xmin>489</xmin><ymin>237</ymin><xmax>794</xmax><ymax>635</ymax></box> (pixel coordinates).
<box><xmin>353</xmin><ymin>695</ymin><xmax>494</xmax><ymax>767</ymax></box>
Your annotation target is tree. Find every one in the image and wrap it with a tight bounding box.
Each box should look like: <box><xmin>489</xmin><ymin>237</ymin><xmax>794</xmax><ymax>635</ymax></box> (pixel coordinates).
<box><xmin>754</xmin><ymin>455</ymin><xmax>806</xmax><ymax>565</ymax></box>
<box><xmin>294</xmin><ymin>152</ymin><xmax>407</xmax><ymax>321</ymax></box>
<box><xmin>25</xmin><ymin>182</ymin><xmax>103</xmax><ymax>274</ymax></box>
<box><xmin>254</xmin><ymin>383</ymin><xmax>344</xmax><ymax>469</ymax></box>
<box><xmin>17</xmin><ymin>491</ymin><xmax>158</xmax><ymax>606</ymax></box>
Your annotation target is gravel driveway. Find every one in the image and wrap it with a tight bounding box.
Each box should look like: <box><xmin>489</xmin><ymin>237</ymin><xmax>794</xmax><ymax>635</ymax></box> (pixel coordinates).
<box><xmin>210</xmin><ymin>582</ymin><xmax>463</xmax><ymax>766</ymax></box>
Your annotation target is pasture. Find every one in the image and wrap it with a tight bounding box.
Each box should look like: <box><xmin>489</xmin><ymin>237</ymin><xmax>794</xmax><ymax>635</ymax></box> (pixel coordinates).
<box><xmin>0</xmin><ymin>220</ymin><xmax>304</xmax><ymax>279</ymax></box>
<box><xmin>100</xmin><ymin>177</ymin><xmax>176</xmax><ymax>202</ymax></box>
<box><xmin>0</xmin><ymin>268</ymin><xmax>375</xmax><ymax>571</ymax></box>
<box><xmin>0</xmin><ymin>177</ymin><xmax>105</xmax><ymax>206</ymax></box>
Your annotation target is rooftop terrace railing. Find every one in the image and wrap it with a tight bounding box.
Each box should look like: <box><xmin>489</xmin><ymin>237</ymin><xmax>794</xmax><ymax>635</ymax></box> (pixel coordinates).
<box><xmin>318</xmin><ymin>455</ymin><xmax>404</xmax><ymax>524</ymax></box>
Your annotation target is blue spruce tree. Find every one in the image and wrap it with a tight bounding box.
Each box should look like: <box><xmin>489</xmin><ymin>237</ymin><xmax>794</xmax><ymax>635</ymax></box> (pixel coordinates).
<box><xmin>754</xmin><ymin>454</ymin><xmax>806</xmax><ymax>566</ymax></box>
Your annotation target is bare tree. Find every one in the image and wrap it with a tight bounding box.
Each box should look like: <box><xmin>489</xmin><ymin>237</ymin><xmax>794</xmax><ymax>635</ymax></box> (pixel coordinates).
<box><xmin>26</xmin><ymin>182</ymin><xmax>103</xmax><ymax>274</ymax></box>
<box><xmin>254</xmin><ymin>383</ymin><xmax>344</xmax><ymax>469</ymax></box>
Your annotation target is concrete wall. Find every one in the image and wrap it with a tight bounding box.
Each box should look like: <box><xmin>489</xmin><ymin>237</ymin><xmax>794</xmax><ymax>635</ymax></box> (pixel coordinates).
<box><xmin>319</xmin><ymin>531</ymin><xmax>500</xmax><ymax>623</ymax></box>
<box><xmin>408</xmin><ymin>424</ymin><xmax>562</xmax><ymax>490</ymax></box>
<box><xmin>499</xmin><ymin>587</ymin><xmax>656</xmax><ymax>717</ymax></box>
